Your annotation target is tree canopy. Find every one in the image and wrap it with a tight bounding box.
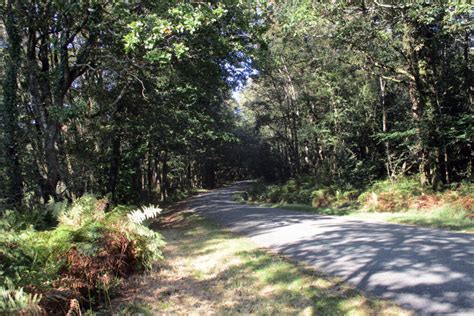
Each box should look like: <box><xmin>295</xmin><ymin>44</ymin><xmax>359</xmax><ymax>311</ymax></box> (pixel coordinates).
<box><xmin>0</xmin><ymin>0</ymin><xmax>472</xmax><ymax>209</ymax></box>
<box><xmin>0</xmin><ymin>0</ymin><xmax>266</xmax><ymax>206</ymax></box>
<box><xmin>237</xmin><ymin>1</ymin><xmax>473</xmax><ymax>188</ymax></box>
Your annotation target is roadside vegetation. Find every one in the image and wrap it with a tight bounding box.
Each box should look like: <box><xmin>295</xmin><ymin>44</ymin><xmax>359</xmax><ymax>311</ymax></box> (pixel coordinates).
<box><xmin>113</xmin><ymin>211</ymin><xmax>411</xmax><ymax>316</ymax></box>
<box><xmin>236</xmin><ymin>178</ymin><xmax>474</xmax><ymax>232</ymax></box>
<box><xmin>0</xmin><ymin>196</ymin><xmax>164</xmax><ymax>314</ymax></box>
<box><xmin>1</xmin><ymin>1</ymin><xmax>472</xmax><ymax>314</ymax></box>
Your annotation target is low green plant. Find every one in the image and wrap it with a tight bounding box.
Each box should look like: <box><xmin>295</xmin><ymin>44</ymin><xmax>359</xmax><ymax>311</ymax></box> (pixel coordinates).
<box><xmin>118</xmin><ymin>302</ymin><xmax>153</xmax><ymax>316</ymax></box>
<box><xmin>311</xmin><ymin>189</ymin><xmax>334</xmax><ymax>208</ymax></box>
<box><xmin>0</xmin><ymin>195</ymin><xmax>166</xmax><ymax>314</ymax></box>
<box><xmin>357</xmin><ymin>177</ymin><xmax>424</xmax><ymax>212</ymax></box>
<box><xmin>59</xmin><ymin>194</ymin><xmax>104</xmax><ymax>226</ymax></box>
<box><xmin>0</xmin><ymin>286</ymin><xmax>43</xmax><ymax>315</ymax></box>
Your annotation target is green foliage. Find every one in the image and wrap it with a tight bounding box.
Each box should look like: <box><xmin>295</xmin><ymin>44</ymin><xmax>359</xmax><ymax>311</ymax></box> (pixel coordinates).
<box><xmin>393</xmin><ymin>204</ymin><xmax>473</xmax><ymax>231</ymax></box>
<box><xmin>0</xmin><ymin>286</ymin><xmax>43</xmax><ymax>315</ymax></box>
<box><xmin>237</xmin><ymin>1</ymin><xmax>472</xmax><ymax>189</ymax></box>
<box><xmin>0</xmin><ymin>195</ymin><xmax>165</xmax><ymax>313</ymax></box>
<box><xmin>0</xmin><ymin>0</ymin><xmax>265</xmax><ymax>206</ymax></box>
<box><xmin>118</xmin><ymin>301</ymin><xmax>153</xmax><ymax>316</ymax></box>
<box><xmin>311</xmin><ymin>189</ymin><xmax>334</xmax><ymax>208</ymax></box>
<box><xmin>58</xmin><ymin>194</ymin><xmax>103</xmax><ymax>226</ymax></box>
<box><xmin>358</xmin><ymin>177</ymin><xmax>424</xmax><ymax>212</ymax></box>
<box><xmin>245</xmin><ymin>179</ymin><xmax>358</xmax><ymax>210</ymax></box>
<box><xmin>455</xmin><ymin>182</ymin><xmax>474</xmax><ymax>197</ymax></box>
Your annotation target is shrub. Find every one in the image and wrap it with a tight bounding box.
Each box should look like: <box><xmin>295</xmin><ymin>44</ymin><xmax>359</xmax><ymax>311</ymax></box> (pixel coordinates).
<box><xmin>247</xmin><ymin>179</ymin><xmax>357</xmax><ymax>209</ymax></box>
<box><xmin>59</xmin><ymin>194</ymin><xmax>104</xmax><ymax>226</ymax></box>
<box><xmin>311</xmin><ymin>189</ymin><xmax>334</xmax><ymax>208</ymax></box>
<box><xmin>247</xmin><ymin>181</ymin><xmax>267</xmax><ymax>202</ymax></box>
<box><xmin>266</xmin><ymin>185</ymin><xmax>282</xmax><ymax>203</ymax></box>
<box><xmin>0</xmin><ymin>286</ymin><xmax>43</xmax><ymax>315</ymax></box>
<box><xmin>232</xmin><ymin>191</ymin><xmax>249</xmax><ymax>202</ymax></box>
<box><xmin>342</xmin><ymin>190</ymin><xmax>359</xmax><ymax>201</ymax></box>
<box><xmin>0</xmin><ymin>197</ymin><xmax>165</xmax><ymax>314</ymax></box>
<box><xmin>358</xmin><ymin>177</ymin><xmax>422</xmax><ymax>212</ymax></box>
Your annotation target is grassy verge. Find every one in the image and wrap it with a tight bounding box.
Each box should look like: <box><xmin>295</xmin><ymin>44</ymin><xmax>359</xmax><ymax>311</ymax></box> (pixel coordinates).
<box><xmin>244</xmin><ymin>201</ymin><xmax>474</xmax><ymax>232</ymax></box>
<box><xmin>114</xmin><ymin>211</ymin><xmax>410</xmax><ymax>315</ymax></box>
<box><xmin>239</xmin><ymin>178</ymin><xmax>474</xmax><ymax>233</ymax></box>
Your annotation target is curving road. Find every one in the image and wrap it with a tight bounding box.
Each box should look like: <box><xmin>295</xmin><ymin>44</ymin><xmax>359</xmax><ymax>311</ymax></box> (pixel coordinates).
<box><xmin>183</xmin><ymin>181</ymin><xmax>474</xmax><ymax>315</ymax></box>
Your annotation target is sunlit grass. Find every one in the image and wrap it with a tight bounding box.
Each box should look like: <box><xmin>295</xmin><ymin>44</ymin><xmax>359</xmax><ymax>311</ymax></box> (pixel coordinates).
<box><xmin>243</xmin><ymin>201</ymin><xmax>473</xmax><ymax>233</ymax></box>
<box><xmin>266</xmin><ymin>202</ymin><xmax>351</xmax><ymax>216</ymax></box>
<box><xmin>118</xmin><ymin>213</ymin><xmax>411</xmax><ymax>315</ymax></box>
<box><xmin>241</xmin><ymin>179</ymin><xmax>473</xmax><ymax>232</ymax></box>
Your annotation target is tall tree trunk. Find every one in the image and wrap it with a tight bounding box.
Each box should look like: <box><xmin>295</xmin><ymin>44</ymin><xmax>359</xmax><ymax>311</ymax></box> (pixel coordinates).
<box><xmin>408</xmin><ymin>79</ymin><xmax>429</xmax><ymax>186</ymax></box>
<box><xmin>379</xmin><ymin>77</ymin><xmax>393</xmax><ymax>180</ymax></box>
<box><xmin>202</xmin><ymin>158</ymin><xmax>216</xmax><ymax>189</ymax></box>
<box><xmin>464</xmin><ymin>30</ymin><xmax>473</xmax><ymax>179</ymax></box>
<box><xmin>186</xmin><ymin>155</ymin><xmax>193</xmax><ymax>189</ymax></box>
<box><xmin>160</xmin><ymin>153</ymin><xmax>169</xmax><ymax>201</ymax></box>
<box><xmin>108</xmin><ymin>134</ymin><xmax>121</xmax><ymax>202</ymax></box>
<box><xmin>1</xmin><ymin>1</ymin><xmax>23</xmax><ymax>206</ymax></box>
<box><xmin>25</xmin><ymin>27</ymin><xmax>62</xmax><ymax>200</ymax></box>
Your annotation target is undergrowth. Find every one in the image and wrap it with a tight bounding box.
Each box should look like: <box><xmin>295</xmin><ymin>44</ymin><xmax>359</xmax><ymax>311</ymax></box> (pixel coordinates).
<box><xmin>0</xmin><ymin>196</ymin><xmax>165</xmax><ymax>315</ymax></box>
<box><xmin>240</xmin><ymin>177</ymin><xmax>474</xmax><ymax>231</ymax></box>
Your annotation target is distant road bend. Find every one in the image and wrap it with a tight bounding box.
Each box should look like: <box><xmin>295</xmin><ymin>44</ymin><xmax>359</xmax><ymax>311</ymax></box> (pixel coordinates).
<box><xmin>183</xmin><ymin>181</ymin><xmax>474</xmax><ymax>315</ymax></box>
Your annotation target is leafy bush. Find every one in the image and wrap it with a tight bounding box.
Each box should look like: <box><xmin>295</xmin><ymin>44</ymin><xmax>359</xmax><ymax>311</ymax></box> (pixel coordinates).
<box><xmin>58</xmin><ymin>194</ymin><xmax>105</xmax><ymax>226</ymax></box>
<box><xmin>246</xmin><ymin>177</ymin><xmax>472</xmax><ymax>218</ymax></box>
<box><xmin>0</xmin><ymin>195</ymin><xmax>165</xmax><ymax>314</ymax></box>
<box><xmin>311</xmin><ymin>189</ymin><xmax>334</xmax><ymax>208</ymax></box>
<box><xmin>0</xmin><ymin>286</ymin><xmax>43</xmax><ymax>315</ymax></box>
<box><xmin>358</xmin><ymin>177</ymin><xmax>423</xmax><ymax>212</ymax></box>
<box><xmin>247</xmin><ymin>179</ymin><xmax>357</xmax><ymax>208</ymax></box>
<box><xmin>0</xmin><ymin>205</ymin><xmax>59</xmax><ymax>232</ymax></box>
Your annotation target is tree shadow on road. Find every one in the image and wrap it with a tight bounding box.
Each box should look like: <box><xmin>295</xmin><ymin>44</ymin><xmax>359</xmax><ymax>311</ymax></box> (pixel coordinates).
<box><xmin>187</xmin><ymin>184</ymin><xmax>474</xmax><ymax>314</ymax></box>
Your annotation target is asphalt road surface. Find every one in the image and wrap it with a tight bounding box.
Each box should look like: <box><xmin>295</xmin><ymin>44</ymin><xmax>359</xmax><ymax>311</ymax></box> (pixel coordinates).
<box><xmin>184</xmin><ymin>181</ymin><xmax>474</xmax><ymax>315</ymax></box>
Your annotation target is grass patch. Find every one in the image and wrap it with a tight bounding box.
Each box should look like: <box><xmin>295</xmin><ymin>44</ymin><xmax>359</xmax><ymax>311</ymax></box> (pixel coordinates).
<box><xmin>351</xmin><ymin>207</ymin><xmax>474</xmax><ymax>232</ymax></box>
<box><xmin>249</xmin><ymin>201</ymin><xmax>474</xmax><ymax>232</ymax></box>
<box><xmin>113</xmin><ymin>211</ymin><xmax>410</xmax><ymax>315</ymax></box>
<box><xmin>241</xmin><ymin>179</ymin><xmax>474</xmax><ymax>233</ymax></box>
<box><xmin>262</xmin><ymin>202</ymin><xmax>352</xmax><ymax>216</ymax></box>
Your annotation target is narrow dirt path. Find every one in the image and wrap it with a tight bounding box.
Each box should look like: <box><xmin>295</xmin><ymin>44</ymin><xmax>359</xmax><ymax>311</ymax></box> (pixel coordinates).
<box><xmin>185</xmin><ymin>181</ymin><xmax>474</xmax><ymax>315</ymax></box>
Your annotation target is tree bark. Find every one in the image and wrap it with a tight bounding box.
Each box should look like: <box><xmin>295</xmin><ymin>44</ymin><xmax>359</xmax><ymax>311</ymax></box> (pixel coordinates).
<box><xmin>379</xmin><ymin>76</ymin><xmax>393</xmax><ymax>180</ymax></box>
<box><xmin>2</xmin><ymin>0</ymin><xmax>23</xmax><ymax>206</ymax></box>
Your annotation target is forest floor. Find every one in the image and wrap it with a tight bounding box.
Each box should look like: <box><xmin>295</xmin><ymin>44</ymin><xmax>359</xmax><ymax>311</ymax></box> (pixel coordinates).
<box><xmin>112</xmin><ymin>210</ymin><xmax>408</xmax><ymax>315</ymax></box>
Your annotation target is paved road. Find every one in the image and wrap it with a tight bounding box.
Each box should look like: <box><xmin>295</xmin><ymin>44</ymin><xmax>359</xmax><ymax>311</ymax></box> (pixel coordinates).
<box><xmin>183</xmin><ymin>181</ymin><xmax>474</xmax><ymax>315</ymax></box>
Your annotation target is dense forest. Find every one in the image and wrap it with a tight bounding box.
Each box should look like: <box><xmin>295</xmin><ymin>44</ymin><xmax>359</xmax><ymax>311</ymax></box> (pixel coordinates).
<box><xmin>0</xmin><ymin>0</ymin><xmax>265</xmax><ymax>208</ymax></box>
<box><xmin>0</xmin><ymin>2</ymin><xmax>472</xmax><ymax>208</ymax></box>
<box><xmin>0</xmin><ymin>1</ymin><xmax>472</xmax><ymax>314</ymax></box>
<box><xmin>239</xmin><ymin>1</ymin><xmax>473</xmax><ymax>188</ymax></box>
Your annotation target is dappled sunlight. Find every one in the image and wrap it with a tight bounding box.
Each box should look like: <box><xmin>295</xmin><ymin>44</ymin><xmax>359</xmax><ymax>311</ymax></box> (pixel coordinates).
<box><xmin>349</xmin><ymin>208</ymin><xmax>474</xmax><ymax>232</ymax></box>
<box><xmin>113</xmin><ymin>210</ymin><xmax>407</xmax><ymax>315</ymax></box>
<box><xmin>2</xmin><ymin>1</ymin><xmax>471</xmax><ymax>314</ymax></box>
<box><xmin>185</xmin><ymin>182</ymin><xmax>474</xmax><ymax>314</ymax></box>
